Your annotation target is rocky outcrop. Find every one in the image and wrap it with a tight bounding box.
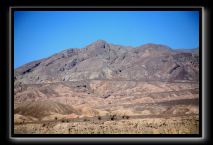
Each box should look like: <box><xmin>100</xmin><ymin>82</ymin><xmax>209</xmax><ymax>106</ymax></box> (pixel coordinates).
<box><xmin>14</xmin><ymin>40</ymin><xmax>199</xmax><ymax>85</ymax></box>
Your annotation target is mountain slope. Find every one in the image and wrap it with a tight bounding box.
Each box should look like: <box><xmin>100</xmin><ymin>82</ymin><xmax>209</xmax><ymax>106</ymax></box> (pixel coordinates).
<box><xmin>14</xmin><ymin>40</ymin><xmax>199</xmax><ymax>85</ymax></box>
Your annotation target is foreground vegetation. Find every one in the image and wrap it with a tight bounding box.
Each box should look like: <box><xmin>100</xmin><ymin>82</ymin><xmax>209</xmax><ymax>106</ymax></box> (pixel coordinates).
<box><xmin>14</xmin><ymin>115</ymin><xmax>199</xmax><ymax>134</ymax></box>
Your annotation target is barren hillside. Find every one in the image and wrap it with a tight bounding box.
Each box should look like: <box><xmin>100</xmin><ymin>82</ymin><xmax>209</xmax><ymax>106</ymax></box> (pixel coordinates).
<box><xmin>14</xmin><ymin>40</ymin><xmax>199</xmax><ymax>134</ymax></box>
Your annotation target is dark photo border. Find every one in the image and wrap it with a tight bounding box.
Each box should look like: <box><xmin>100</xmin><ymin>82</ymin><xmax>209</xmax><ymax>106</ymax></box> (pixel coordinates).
<box><xmin>10</xmin><ymin>6</ymin><xmax>203</xmax><ymax>139</ymax></box>
<box><xmin>0</xmin><ymin>0</ymin><xmax>210</xmax><ymax>144</ymax></box>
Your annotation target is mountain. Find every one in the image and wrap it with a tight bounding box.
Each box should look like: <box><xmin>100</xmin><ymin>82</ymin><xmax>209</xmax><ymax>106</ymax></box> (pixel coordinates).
<box><xmin>174</xmin><ymin>48</ymin><xmax>199</xmax><ymax>55</ymax></box>
<box><xmin>14</xmin><ymin>40</ymin><xmax>199</xmax><ymax>134</ymax></box>
<box><xmin>14</xmin><ymin>40</ymin><xmax>199</xmax><ymax>85</ymax></box>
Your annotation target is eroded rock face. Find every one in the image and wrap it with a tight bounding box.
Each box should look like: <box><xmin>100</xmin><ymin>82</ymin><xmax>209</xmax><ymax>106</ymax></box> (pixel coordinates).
<box><xmin>14</xmin><ymin>40</ymin><xmax>199</xmax><ymax>85</ymax></box>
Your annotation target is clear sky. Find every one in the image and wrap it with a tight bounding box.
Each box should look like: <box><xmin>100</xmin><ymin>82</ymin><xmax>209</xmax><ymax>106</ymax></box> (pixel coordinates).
<box><xmin>14</xmin><ymin>11</ymin><xmax>199</xmax><ymax>68</ymax></box>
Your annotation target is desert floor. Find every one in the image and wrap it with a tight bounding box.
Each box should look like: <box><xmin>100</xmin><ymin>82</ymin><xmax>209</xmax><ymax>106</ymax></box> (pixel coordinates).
<box><xmin>14</xmin><ymin>80</ymin><xmax>199</xmax><ymax>134</ymax></box>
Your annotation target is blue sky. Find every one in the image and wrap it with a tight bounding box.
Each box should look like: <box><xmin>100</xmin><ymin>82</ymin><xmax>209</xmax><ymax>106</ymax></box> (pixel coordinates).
<box><xmin>14</xmin><ymin>11</ymin><xmax>199</xmax><ymax>68</ymax></box>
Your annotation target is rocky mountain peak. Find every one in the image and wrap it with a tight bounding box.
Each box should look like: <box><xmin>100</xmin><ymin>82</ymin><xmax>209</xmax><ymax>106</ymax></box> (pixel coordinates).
<box><xmin>86</xmin><ymin>40</ymin><xmax>109</xmax><ymax>50</ymax></box>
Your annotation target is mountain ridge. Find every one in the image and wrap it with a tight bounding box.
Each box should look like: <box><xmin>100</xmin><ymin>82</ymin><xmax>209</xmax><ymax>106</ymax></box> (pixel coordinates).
<box><xmin>15</xmin><ymin>40</ymin><xmax>199</xmax><ymax>85</ymax></box>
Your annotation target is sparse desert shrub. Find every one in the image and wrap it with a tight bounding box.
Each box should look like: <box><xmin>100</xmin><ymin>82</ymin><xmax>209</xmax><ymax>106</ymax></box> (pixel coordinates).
<box><xmin>84</xmin><ymin>118</ymin><xmax>89</xmax><ymax>121</ymax></box>
<box><xmin>122</xmin><ymin>115</ymin><xmax>130</xmax><ymax>119</ymax></box>
<box><xmin>98</xmin><ymin>116</ymin><xmax>101</xmax><ymax>120</ymax></box>
<box><xmin>125</xmin><ymin>116</ymin><xmax>130</xmax><ymax>119</ymax></box>
<box><xmin>61</xmin><ymin>118</ymin><xmax>70</xmax><ymax>122</ymax></box>
<box><xmin>55</xmin><ymin>117</ymin><xmax>58</xmax><ymax>120</ymax></box>
<box><xmin>110</xmin><ymin>114</ymin><xmax>116</xmax><ymax>121</ymax></box>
